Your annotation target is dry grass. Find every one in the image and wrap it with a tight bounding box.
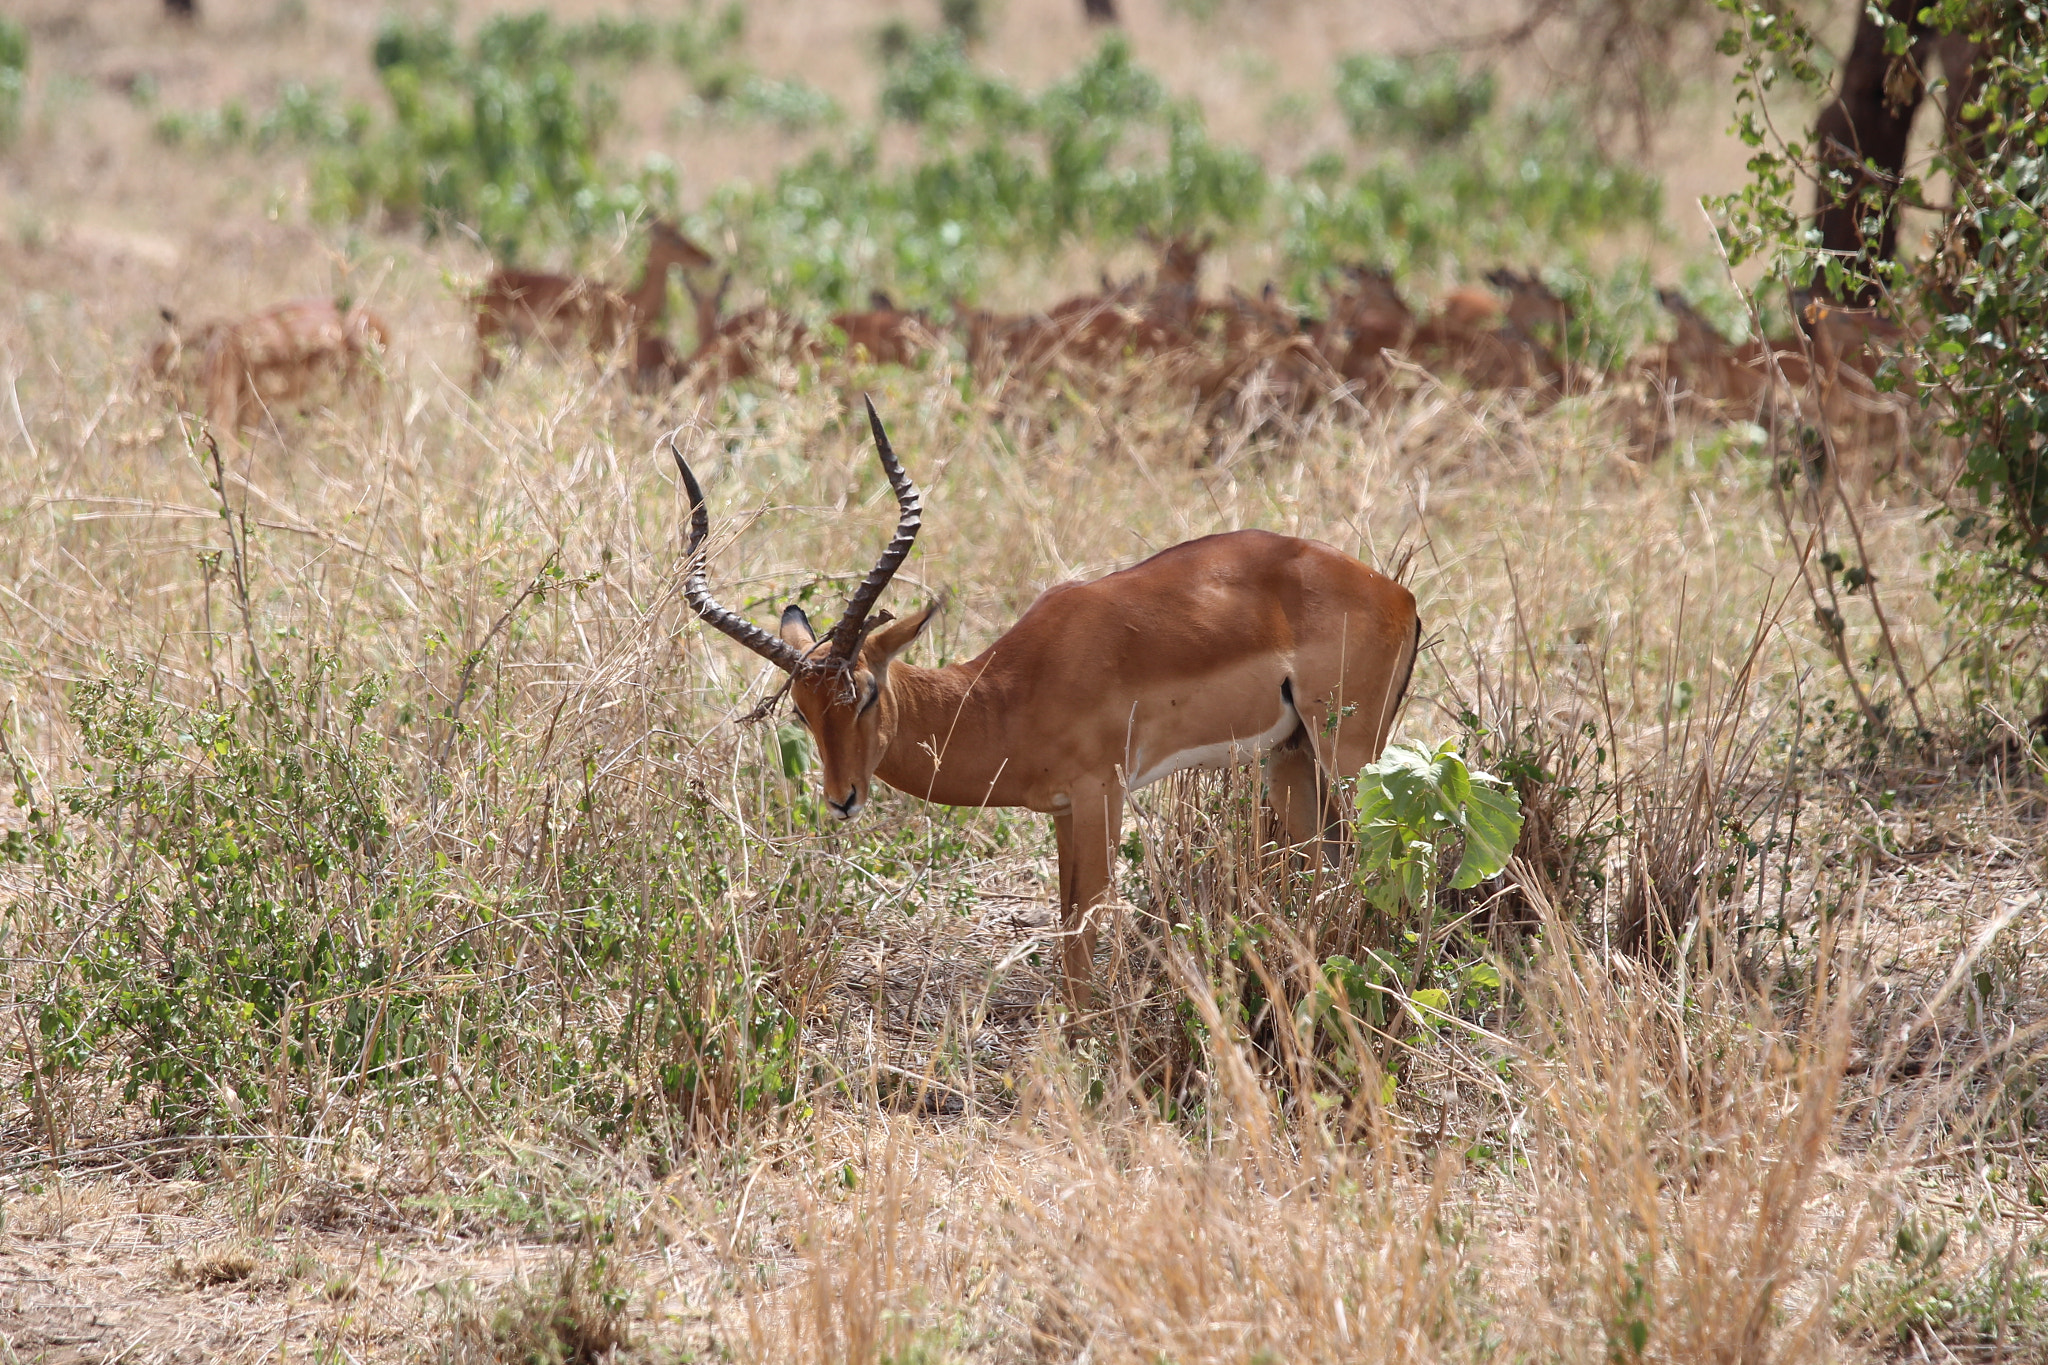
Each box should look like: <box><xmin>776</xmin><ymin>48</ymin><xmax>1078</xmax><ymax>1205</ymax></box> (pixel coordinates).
<box><xmin>0</xmin><ymin>3</ymin><xmax>2045</xmax><ymax>1363</ymax></box>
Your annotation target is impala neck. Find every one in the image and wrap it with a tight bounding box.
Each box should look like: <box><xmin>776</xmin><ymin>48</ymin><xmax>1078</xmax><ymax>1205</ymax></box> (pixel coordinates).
<box><xmin>874</xmin><ymin>658</ymin><xmax>1021</xmax><ymax>809</ymax></box>
<box><xmin>624</xmin><ymin>246</ymin><xmax>672</xmax><ymax>323</ymax></box>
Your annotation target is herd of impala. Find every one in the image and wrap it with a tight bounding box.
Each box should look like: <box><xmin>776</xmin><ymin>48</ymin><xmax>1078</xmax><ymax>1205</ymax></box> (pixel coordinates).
<box><xmin>137</xmin><ymin>222</ymin><xmax>1915</xmax><ymax>1015</ymax></box>
<box><xmin>144</xmin><ymin>216</ymin><xmax>1914</xmax><ymax>456</ymax></box>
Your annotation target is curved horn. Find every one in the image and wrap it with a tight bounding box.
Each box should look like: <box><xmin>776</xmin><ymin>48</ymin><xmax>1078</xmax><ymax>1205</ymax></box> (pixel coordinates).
<box><xmin>828</xmin><ymin>396</ymin><xmax>923</xmax><ymax>658</ymax></box>
<box><xmin>669</xmin><ymin>429</ymin><xmax>810</xmax><ymax>674</ymax></box>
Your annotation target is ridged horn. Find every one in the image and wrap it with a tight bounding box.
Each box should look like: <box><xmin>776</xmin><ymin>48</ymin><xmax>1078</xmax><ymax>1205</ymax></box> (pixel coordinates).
<box><xmin>669</xmin><ymin>429</ymin><xmax>810</xmax><ymax>674</ymax></box>
<box><xmin>828</xmin><ymin>397</ymin><xmax>923</xmax><ymax>658</ymax></box>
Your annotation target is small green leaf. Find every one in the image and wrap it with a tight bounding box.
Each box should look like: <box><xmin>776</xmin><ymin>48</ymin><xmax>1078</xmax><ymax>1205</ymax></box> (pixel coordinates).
<box><xmin>1462</xmin><ymin>960</ymin><xmax>1502</xmax><ymax>992</ymax></box>
<box><xmin>775</xmin><ymin>724</ymin><xmax>812</xmax><ymax>779</ymax></box>
<box><xmin>1410</xmin><ymin>987</ymin><xmax>1452</xmax><ymax>1024</ymax></box>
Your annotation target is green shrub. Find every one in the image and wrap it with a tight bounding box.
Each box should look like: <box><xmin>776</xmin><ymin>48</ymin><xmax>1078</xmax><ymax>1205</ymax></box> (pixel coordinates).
<box><xmin>315</xmin><ymin>11</ymin><xmax>672</xmax><ymax>255</ymax></box>
<box><xmin>713</xmin><ymin>33</ymin><xmax>1263</xmax><ymax>306</ymax></box>
<box><xmin>670</xmin><ymin>1</ymin><xmax>748</xmax><ymax>104</ymax></box>
<box><xmin>8</xmin><ymin>658</ymin><xmax>809</xmax><ymax>1145</ymax></box>
<box><xmin>0</xmin><ymin>18</ymin><xmax>28</xmax><ymax>143</ymax></box>
<box><xmin>880</xmin><ymin>31</ymin><xmax>1032</xmax><ymax>132</ymax></box>
<box><xmin>725</xmin><ymin>74</ymin><xmax>840</xmax><ymax>132</ymax></box>
<box><xmin>939</xmin><ymin>0</ymin><xmax>992</xmax><ymax>45</ymax></box>
<box><xmin>1839</xmin><ymin>1220</ymin><xmax>2048</xmax><ymax>1351</ymax></box>
<box><xmin>1916</xmin><ymin>4</ymin><xmax>2048</xmax><ymax>587</ymax></box>
<box><xmin>1717</xmin><ymin>0</ymin><xmax>2048</xmax><ymax>600</ymax></box>
<box><xmin>1335</xmin><ymin>53</ymin><xmax>1496</xmax><ymax>145</ymax></box>
<box><xmin>22</xmin><ymin>663</ymin><xmax>405</xmax><ymax>1129</ymax></box>
<box><xmin>1282</xmin><ymin>67</ymin><xmax>1662</xmax><ymax>289</ymax></box>
<box><xmin>1930</xmin><ymin>547</ymin><xmax>2048</xmax><ymax>748</ymax></box>
<box><xmin>154</xmin><ymin>81</ymin><xmax>370</xmax><ymax>151</ymax></box>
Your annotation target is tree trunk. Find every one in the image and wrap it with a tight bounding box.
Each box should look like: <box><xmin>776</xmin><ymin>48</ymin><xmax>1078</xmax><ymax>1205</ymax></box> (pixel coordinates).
<box><xmin>1809</xmin><ymin>0</ymin><xmax>1987</xmax><ymax>305</ymax></box>
<box><xmin>1809</xmin><ymin>0</ymin><xmax>1929</xmax><ymax>302</ymax></box>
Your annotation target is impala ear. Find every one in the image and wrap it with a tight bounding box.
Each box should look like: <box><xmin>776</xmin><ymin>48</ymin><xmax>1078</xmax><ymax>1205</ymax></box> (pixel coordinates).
<box><xmin>862</xmin><ymin>600</ymin><xmax>939</xmax><ymax>671</ymax></box>
<box><xmin>779</xmin><ymin>604</ymin><xmax>816</xmax><ymax>651</ymax></box>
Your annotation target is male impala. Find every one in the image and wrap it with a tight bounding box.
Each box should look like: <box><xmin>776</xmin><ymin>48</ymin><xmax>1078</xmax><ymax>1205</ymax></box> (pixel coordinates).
<box><xmin>674</xmin><ymin>401</ymin><xmax>1421</xmax><ymax>1015</ymax></box>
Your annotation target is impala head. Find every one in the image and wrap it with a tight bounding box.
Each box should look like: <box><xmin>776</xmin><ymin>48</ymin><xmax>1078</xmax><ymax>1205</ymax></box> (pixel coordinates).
<box><xmin>648</xmin><ymin>218</ymin><xmax>717</xmax><ymax>272</ymax></box>
<box><xmin>672</xmin><ymin>397</ymin><xmax>935</xmax><ymax>821</ymax></box>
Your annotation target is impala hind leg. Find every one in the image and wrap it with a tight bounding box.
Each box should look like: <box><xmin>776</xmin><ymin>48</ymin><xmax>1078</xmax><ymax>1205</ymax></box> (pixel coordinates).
<box><xmin>1264</xmin><ymin>736</ymin><xmax>1338</xmax><ymax>852</ymax></box>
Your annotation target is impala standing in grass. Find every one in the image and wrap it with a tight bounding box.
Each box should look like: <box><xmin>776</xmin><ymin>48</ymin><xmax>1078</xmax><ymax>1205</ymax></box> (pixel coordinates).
<box><xmin>673</xmin><ymin>401</ymin><xmax>1421</xmax><ymax>1014</ymax></box>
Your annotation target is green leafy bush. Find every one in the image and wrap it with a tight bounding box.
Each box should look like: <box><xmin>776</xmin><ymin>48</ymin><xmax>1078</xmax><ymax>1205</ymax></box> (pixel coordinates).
<box><xmin>669</xmin><ymin>1</ymin><xmax>748</xmax><ymax>100</ymax></box>
<box><xmin>0</xmin><ymin>18</ymin><xmax>27</xmax><ymax>143</ymax></box>
<box><xmin>313</xmin><ymin>11</ymin><xmax>672</xmax><ymax>255</ymax></box>
<box><xmin>23</xmin><ymin>663</ymin><xmax>403</xmax><ymax>1129</ymax></box>
<box><xmin>154</xmin><ymin>81</ymin><xmax>370</xmax><ymax>151</ymax></box>
<box><xmin>724</xmin><ymin>74</ymin><xmax>840</xmax><ymax>132</ymax></box>
<box><xmin>8</xmin><ymin>659</ymin><xmax>809</xmax><ymax>1144</ymax></box>
<box><xmin>1716</xmin><ymin>0</ymin><xmax>2047</xmax><ymax>607</ymax></box>
<box><xmin>1282</xmin><ymin>63</ymin><xmax>1663</xmax><ymax>289</ymax></box>
<box><xmin>1335</xmin><ymin>53</ymin><xmax>1497</xmax><ymax>145</ymax></box>
<box><xmin>1354</xmin><ymin>740</ymin><xmax>1524</xmax><ymax>916</ymax></box>
<box><xmin>1286</xmin><ymin>741</ymin><xmax>1523</xmax><ymax>1083</ymax></box>
<box><xmin>1916</xmin><ymin>4</ymin><xmax>2048</xmax><ymax>588</ymax></box>
<box><xmin>1840</xmin><ymin>1220</ymin><xmax>2048</xmax><ymax>1351</ymax></box>
<box><xmin>711</xmin><ymin>33</ymin><xmax>1265</xmax><ymax>306</ymax></box>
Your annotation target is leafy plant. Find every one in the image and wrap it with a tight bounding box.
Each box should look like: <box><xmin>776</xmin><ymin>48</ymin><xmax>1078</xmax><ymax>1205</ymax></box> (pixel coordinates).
<box><xmin>1282</xmin><ymin>68</ymin><xmax>1663</xmax><ymax>296</ymax></box>
<box><xmin>1291</xmin><ymin>741</ymin><xmax>1525</xmax><ymax>1073</ymax></box>
<box><xmin>1354</xmin><ymin>740</ymin><xmax>1525</xmax><ymax>921</ymax></box>
<box><xmin>669</xmin><ymin>1</ymin><xmax>748</xmax><ymax>101</ymax></box>
<box><xmin>1929</xmin><ymin>546</ymin><xmax>2048</xmax><ymax>750</ymax></box>
<box><xmin>724</xmin><ymin>74</ymin><xmax>841</xmax><ymax>132</ymax></box>
<box><xmin>1715</xmin><ymin>0</ymin><xmax>2048</xmax><ymax>605</ymax></box>
<box><xmin>707</xmin><ymin>33</ymin><xmax>1265</xmax><ymax>306</ymax></box>
<box><xmin>1335</xmin><ymin>53</ymin><xmax>1496</xmax><ymax>145</ymax></box>
<box><xmin>312</xmin><ymin>11</ymin><xmax>673</xmax><ymax>255</ymax></box>
<box><xmin>0</xmin><ymin>17</ymin><xmax>27</xmax><ymax>144</ymax></box>
<box><xmin>154</xmin><ymin>82</ymin><xmax>370</xmax><ymax>151</ymax></box>
<box><xmin>1839</xmin><ymin>1219</ymin><xmax>2048</xmax><ymax>1351</ymax></box>
<box><xmin>24</xmin><ymin>662</ymin><xmax>405</xmax><ymax>1129</ymax></box>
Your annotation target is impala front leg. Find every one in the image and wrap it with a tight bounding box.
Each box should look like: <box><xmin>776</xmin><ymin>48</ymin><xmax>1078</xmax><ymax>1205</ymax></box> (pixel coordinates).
<box><xmin>1053</xmin><ymin>778</ymin><xmax>1124</xmax><ymax>1018</ymax></box>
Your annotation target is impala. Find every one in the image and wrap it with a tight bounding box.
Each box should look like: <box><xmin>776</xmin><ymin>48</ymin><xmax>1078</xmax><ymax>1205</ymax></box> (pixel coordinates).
<box><xmin>831</xmin><ymin>292</ymin><xmax>936</xmax><ymax>368</ymax></box>
<box><xmin>673</xmin><ymin>400</ymin><xmax>1421</xmax><ymax>1014</ymax></box>
<box><xmin>1310</xmin><ymin>264</ymin><xmax>1414</xmax><ymax>386</ymax></box>
<box><xmin>473</xmin><ymin>219</ymin><xmax>712</xmax><ymax>387</ymax></box>
<box><xmin>149</xmin><ymin>298</ymin><xmax>391</xmax><ymax>441</ymax></box>
<box><xmin>1410</xmin><ymin>271</ymin><xmax>1567</xmax><ymax>394</ymax></box>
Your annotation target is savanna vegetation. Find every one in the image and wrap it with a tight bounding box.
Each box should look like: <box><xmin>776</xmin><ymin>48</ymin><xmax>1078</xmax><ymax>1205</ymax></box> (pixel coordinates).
<box><xmin>0</xmin><ymin>0</ymin><xmax>2043</xmax><ymax>1360</ymax></box>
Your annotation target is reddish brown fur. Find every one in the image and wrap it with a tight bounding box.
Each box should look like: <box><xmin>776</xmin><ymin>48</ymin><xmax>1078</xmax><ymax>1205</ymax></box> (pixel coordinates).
<box><xmin>1629</xmin><ymin>289</ymin><xmax>1914</xmax><ymax>474</ymax></box>
<box><xmin>472</xmin><ymin>219</ymin><xmax>712</xmax><ymax>386</ymax></box>
<box><xmin>1138</xmin><ymin>229</ymin><xmax>1213</xmax><ymax>332</ymax></box>
<box><xmin>775</xmin><ymin>527</ymin><xmax>1418</xmax><ymax>1010</ymax></box>
<box><xmin>1406</xmin><ymin>273</ymin><xmax>1567</xmax><ymax>394</ymax></box>
<box><xmin>150</xmin><ymin>298</ymin><xmax>390</xmax><ymax>439</ymax></box>
<box><xmin>682</xmin><ymin>411</ymin><xmax>1420</xmax><ymax>1011</ymax></box>
<box><xmin>678</xmin><ymin>277</ymin><xmax>822</xmax><ymax>391</ymax></box>
<box><xmin>829</xmin><ymin>294</ymin><xmax>935</xmax><ymax>367</ymax></box>
<box><xmin>1311</xmin><ymin>265</ymin><xmax>1414</xmax><ymax>386</ymax></box>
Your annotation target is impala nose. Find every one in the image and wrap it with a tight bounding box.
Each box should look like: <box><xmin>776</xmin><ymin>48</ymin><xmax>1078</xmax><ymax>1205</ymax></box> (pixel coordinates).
<box><xmin>827</xmin><ymin>788</ymin><xmax>861</xmax><ymax>820</ymax></box>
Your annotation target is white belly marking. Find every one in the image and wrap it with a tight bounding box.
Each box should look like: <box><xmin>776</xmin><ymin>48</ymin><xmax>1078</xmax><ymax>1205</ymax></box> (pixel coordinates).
<box><xmin>1126</xmin><ymin>700</ymin><xmax>1300</xmax><ymax>791</ymax></box>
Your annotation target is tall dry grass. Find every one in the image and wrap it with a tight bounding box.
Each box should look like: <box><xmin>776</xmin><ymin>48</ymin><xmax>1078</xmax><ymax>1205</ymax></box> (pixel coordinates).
<box><xmin>0</xmin><ymin>6</ymin><xmax>2042</xmax><ymax>1358</ymax></box>
<box><xmin>1</xmin><ymin>298</ymin><xmax>2041</xmax><ymax>1356</ymax></box>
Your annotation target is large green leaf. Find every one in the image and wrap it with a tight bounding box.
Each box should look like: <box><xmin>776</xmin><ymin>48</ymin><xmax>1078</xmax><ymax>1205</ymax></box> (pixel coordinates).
<box><xmin>1356</xmin><ymin>739</ymin><xmax>1523</xmax><ymax>901</ymax></box>
<box><xmin>1450</xmin><ymin>781</ymin><xmax>1524</xmax><ymax>889</ymax></box>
